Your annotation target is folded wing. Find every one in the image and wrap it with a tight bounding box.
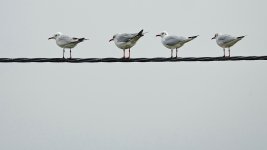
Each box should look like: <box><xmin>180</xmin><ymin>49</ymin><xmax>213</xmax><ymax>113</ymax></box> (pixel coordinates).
<box><xmin>164</xmin><ymin>36</ymin><xmax>186</xmax><ymax>46</ymax></box>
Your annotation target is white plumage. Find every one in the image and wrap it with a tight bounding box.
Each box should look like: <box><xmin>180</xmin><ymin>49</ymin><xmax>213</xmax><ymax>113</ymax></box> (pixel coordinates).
<box><xmin>49</xmin><ymin>32</ymin><xmax>88</xmax><ymax>59</ymax></box>
<box><xmin>156</xmin><ymin>31</ymin><xmax>198</xmax><ymax>58</ymax></box>
<box><xmin>109</xmin><ymin>29</ymin><xmax>145</xmax><ymax>59</ymax></box>
<box><xmin>212</xmin><ymin>33</ymin><xmax>245</xmax><ymax>57</ymax></box>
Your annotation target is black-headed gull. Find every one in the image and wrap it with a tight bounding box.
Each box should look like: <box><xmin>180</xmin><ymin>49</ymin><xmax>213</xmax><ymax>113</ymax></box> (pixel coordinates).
<box><xmin>48</xmin><ymin>32</ymin><xmax>88</xmax><ymax>59</ymax></box>
<box><xmin>109</xmin><ymin>29</ymin><xmax>145</xmax><ymax>59</ymax></box>
<box><xmin>156</xmin><ymin>31</ymin><xmax>198</xmax><ymax>58</ymax></box>
<box><xmin>212</xmin><ymin>33</ymin><xmax>245</xmax><ymax>57</ymax></box>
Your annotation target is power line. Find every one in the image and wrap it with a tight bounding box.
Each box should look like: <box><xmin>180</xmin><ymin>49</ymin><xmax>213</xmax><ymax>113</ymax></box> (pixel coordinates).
<box><xmin>0</xmin><ymin>56</ymin><xmax>267</xmax><ymax>63</ymax></box>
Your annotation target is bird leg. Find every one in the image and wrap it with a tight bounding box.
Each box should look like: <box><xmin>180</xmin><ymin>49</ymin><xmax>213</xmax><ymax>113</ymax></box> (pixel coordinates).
<box><xmin>171</xmin><ymin>49</ymin><xmax>173</xmax><ymax>58</ymax></box>
<box><xmin>123</xmin><ymin>49</ymin><xmax>125</xmax><ymax>59</ymax></box>
<box><xmin>70</xmin><ymin>49</ymin><xmax>72</xmax><ymax>59</ymax></box>
<box><xmin>63</xmin><ymin>48</ymin><xmax>65</xmax><ymax>59</ymax></box>
<box><xmin>228</xmin><ymin>48</ymin><xmax>231</xmax><ymax>57</ymax></box>
<box><xmin>128</xmin><ymin>49</ymin><xmax>131</xmax><ymax>59</ymax></box>
<box><xmin>223</xmin><ymin>48</ymin><xmax>225</xmax><ymax>57</ymax></box>
<box><xmin>176</xmin><ymin>48</ymin><xmax>178</xmax><ymax>58</ymax></box>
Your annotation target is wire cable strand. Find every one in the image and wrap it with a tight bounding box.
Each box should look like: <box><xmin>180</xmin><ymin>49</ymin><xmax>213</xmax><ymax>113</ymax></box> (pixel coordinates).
<box><xmin>0</xmin><ymin>56</ymin><xmax>267</xmax><ymax>63</ymax></box>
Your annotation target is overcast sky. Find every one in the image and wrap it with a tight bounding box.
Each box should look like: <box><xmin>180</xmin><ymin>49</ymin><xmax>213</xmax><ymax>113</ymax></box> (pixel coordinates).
<box><xmin>0</xmin><ymin>0</ymin><xmax>267</xmax><ymax>150</ymax></box>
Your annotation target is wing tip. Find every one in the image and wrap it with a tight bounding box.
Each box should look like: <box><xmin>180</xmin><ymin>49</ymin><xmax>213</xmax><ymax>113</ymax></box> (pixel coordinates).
<box><xmin>138</xmin><ymin>29</ymin><xmax>144</xmax><ymax>36</ymax></box>
<box><xmin>188</xmin><ymin>35</ymin><xmax>199</xmax><ymax>39</ymax></box>
<box><xmin>237</xmin><ymin>36</ymin><xmax>245</xmax><ymax>39</ymax></box>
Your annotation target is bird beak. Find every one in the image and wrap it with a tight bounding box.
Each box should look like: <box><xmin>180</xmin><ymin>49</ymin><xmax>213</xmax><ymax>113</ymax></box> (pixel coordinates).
<box><xmin>48</xmin><ymin>37</ymin><xmax>54</xmax><ymax>40</ymax></box>
<box><xmin>109</xmin><ymin>38</ymin><xmax>114</xmax><ymax>42</ymax></box>
<box><xmin>156</xmin><ymin>34</ymin><xmax>161</xmax><ymax>37</ymax></box>
<box><xmin>211</xmin><ymin>36</ymin><xmax>216</xmax><ymax>40</ymax></box>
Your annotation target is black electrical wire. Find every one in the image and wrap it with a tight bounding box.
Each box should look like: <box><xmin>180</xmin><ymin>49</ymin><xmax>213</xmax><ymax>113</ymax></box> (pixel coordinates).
<box><xmin>0</xmin><ymin>56</ymin><xmax>267</xmax><ymax>63</ymax></box>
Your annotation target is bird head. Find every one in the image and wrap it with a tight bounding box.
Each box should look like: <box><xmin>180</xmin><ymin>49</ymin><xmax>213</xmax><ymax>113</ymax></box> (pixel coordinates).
<box><xmin>156</xmin><ymin>31</ymin><xmax>168</xmax><ymax>38</ymax></box>
<box><xmin>109</xmin><ymin>34</ymin><xmax>117</xmax><ymax>42</ymax></box>
<box><xmin>48</xmin><ymin>32</ymin><xmax>62</xmax><ymax>40</ymax></box>
<box><xmin>212</xmin><ymin>33</ymin><xmax>219</xmax><ymax>40</ymax></box>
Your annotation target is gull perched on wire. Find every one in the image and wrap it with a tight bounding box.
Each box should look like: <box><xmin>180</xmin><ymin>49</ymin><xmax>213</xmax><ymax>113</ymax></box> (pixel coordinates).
<box><xmin>48</xmin><ymin>32</ymin><xmax>88</xmax><ymax>59</ymax></box>
<box><xmin>212</xmin><ymin>33</ymin><xmax>245</xmax><ymax>57</ymax></box>
<box><xmin>109</xmin><ymin>29</ymin><xmax>146</xmax><ymax>59</ymax></box>
<box><xmin>156</xmin><ymin>31</ymin><xmax>198</xmax><ymax>58</ymax></box>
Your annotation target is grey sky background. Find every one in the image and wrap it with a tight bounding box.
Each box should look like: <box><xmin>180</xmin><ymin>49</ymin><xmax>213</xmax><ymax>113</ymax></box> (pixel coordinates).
<box><xmin>0</xmin><ymin>0</ymin><xmax>267</xmax><ymax>150</ymax></box>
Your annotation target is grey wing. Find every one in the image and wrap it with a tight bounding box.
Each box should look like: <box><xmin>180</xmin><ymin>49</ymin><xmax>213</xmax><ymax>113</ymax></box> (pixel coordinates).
<box><xmin>57</xmin><ymin>35</ymin><xmax>78</xmax><ymax>45</ymax></box>
<box><xmin>164</xmin><ymin>36</ymin><xmax>185</xmax><ymax>46</ymax></box>
<box><xmin>116</xmin><ymin>33</ymin><xmax>137</xmax><ymax>43</ymax></box>
<box><xmin>218</xmin><ymin>35</ymin><xmax>236</xmax><ymax>44</ymax></box>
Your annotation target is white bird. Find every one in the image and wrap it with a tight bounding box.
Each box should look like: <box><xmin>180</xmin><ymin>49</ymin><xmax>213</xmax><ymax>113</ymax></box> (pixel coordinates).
<box><xmin>48</xmin><ymin>32</ymin><xmax>88</xmax><ymax>59</ymax></box>
<box><xmin>212</xmin><ymin>33</ymin><xmax>245</xmax><ymax>57</ymax></box>
<box><xmin>156</xmin><ymin>31</ymin><xmax>198</xmax><ymax>58</ymax></box>
<box><xmin>109</xmin><ymin>29</ymin><xmax>145</xmax><ymax>59</ymax></box>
